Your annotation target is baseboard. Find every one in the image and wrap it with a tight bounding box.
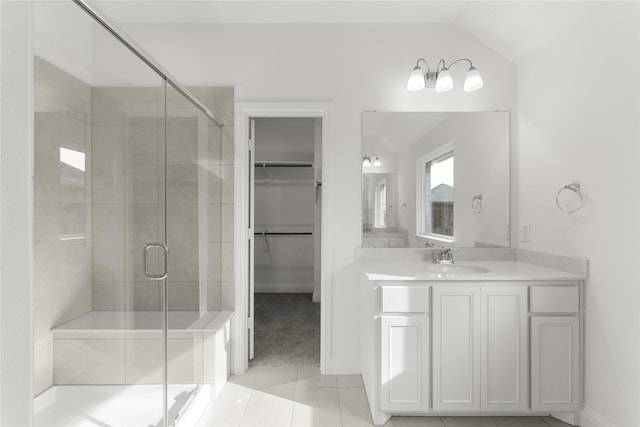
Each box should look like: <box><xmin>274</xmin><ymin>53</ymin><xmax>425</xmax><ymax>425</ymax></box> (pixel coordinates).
<box><xmin>312</xmin><ymin>291</ymin><xmax>321</xmax><ymax>302</ymax></box>
<box><xmin>580</xmin><ymin>405</ymin><xmax>615</xmax><ymax>427</ymax></box>
<box><xmin>254</xmin><ymin>283</ymin><xmax>314</xmax><ymax>293</ymax></box>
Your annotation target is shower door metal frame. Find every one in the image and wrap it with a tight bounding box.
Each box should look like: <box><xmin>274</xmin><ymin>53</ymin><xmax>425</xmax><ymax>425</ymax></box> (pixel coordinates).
<box><xmin>71</xmin><ymin>0</ymin><xmax>221</xmax><ymax>127</ymax></box>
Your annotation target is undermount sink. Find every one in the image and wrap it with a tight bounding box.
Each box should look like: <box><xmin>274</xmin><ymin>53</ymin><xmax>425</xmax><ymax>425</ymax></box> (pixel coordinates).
<box><xmin>425</xmin><ymin>264</ymin><xmax>490</xmax><ymax>275</ymax></box>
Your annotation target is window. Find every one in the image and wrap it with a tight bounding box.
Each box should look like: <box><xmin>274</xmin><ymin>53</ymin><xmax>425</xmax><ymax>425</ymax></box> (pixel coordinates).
<box><xmin>416</xmin><ymin>143</ymin><xmax>454</xmax><ymax>240</ymax></box>
<box><xmin>374</xmin><ymin>180</ymin><xmax>387</xmax><ymax>228</ymax></box>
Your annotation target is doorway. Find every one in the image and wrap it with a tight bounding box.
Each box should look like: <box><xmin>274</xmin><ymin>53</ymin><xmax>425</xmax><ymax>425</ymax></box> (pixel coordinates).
<box><xmin>234</xmin><ymin>104</ymin><xmax>334</xmax><ymax>374</ymax></box>
<box><xmin>250</xmin><ymin>118</ymin><xmax>322</xmax><ymax>366</ymax></box>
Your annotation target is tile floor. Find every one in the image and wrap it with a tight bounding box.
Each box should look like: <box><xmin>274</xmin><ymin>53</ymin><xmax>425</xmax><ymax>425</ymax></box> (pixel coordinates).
<box><xmin>195</xmin><ymin>367</ymin><xmax>572</xmax><ymax>427</ymax></box>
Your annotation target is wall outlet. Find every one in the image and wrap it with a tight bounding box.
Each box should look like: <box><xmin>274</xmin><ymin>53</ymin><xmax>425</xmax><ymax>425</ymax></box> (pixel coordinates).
<box><xmin>520</xmin><ymin>224</ymin><xmax>531</xmax><ymax>242</ymax></box>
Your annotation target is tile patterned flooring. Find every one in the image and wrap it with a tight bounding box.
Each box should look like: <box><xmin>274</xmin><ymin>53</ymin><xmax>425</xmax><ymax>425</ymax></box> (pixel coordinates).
<box><xmin>195</xmin><ymin>367</ymin><xmax>572</xmax><ymax>427</ymax></box>
<box><xmin>200</xmin><ymin>294</ymin><xmax>573</xmax><ymax>426</ymax></box>
<box><xmin>251</xmin><ymin>293</ymin><xmax>320</xmax><ymax>367</ymax></box>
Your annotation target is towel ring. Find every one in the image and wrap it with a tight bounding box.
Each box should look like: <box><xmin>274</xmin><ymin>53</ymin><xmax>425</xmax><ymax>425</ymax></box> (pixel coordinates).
<box><xmin>556</xmin><ymin>182</ymin><xmax>585</xmax><ymax>213</ymax></box>
<box><xmin>471</xmin><ymin>194</ymin><xmax>483</xmax><ymax>215</ymax></box>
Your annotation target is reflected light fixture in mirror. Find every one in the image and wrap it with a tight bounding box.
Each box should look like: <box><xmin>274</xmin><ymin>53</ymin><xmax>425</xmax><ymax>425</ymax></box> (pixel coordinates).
<box><xmin>407</xmin><ymin>58</ymin><xmax>483</xmax><ymax>92</ymax></box>
<box><xmin>363</xmin><ymin>153</ymin><xmax>381</xmax><ymax>167</ymax></box>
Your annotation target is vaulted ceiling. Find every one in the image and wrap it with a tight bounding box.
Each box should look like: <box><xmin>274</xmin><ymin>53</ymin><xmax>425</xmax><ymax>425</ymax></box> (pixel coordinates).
<box><xmin>92</xmin><ymin>0</ymin><xmax>599</xmax><ymax>63</ymax></box>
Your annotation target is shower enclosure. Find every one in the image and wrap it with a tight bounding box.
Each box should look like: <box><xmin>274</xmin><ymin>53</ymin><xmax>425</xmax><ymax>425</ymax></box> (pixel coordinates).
<box><xmin>32</xmin><ymin>1</ymin><xmax>234</xmax><ymax>426</ymax></box>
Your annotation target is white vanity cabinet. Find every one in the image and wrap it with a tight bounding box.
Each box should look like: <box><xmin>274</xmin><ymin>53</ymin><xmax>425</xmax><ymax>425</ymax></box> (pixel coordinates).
<box><xmin>431</xmin><ymin>285</ymin><xmax>528</xmax><ymax>412</ymax></box>
<box><xmin>361</xmin><ymin>283</ymin><xmax>431</xmax><ymax>424</ymax></box>
<box><xmin>530</xmin><ymin>285</ymin><xmax>580</xmax><ymax>412</ymax></box>
<box><xmin>361</xmin><ymin>263</ymin><xmax>584</xmax><ymax>427</ymax></box>
<box><xmin>379</xmin><ymin>285</ymin><xmax>430</xmax><ymax>412</ymax></box>
<box><xmin>380</xmin><ymin>316</ymin><xmax>430</xmax><ymax>411</ymax></box>
<box><xmin>432</xmin><ymin>285</ymin><xmax>481</xmax><ymax>411</ymax></box>
<box><xmin>481</xmin><ymin>286</ymin><xmax>529</xmax><ymax>412</ymax></box>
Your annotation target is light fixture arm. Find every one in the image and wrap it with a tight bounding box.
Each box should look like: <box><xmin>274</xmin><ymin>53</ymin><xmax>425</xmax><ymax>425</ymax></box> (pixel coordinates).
<box><xmin>415</xmin><ymin>58</ymin><xmax>431</xmax><ymax>75</ymax></box>
<box><xmin>436</xmin><ymin>59</ymin><xmax>448</xmax><ymax>73</ymax></box>
<box><xmin>447</xmin><ymin>58</ymin><xmax>474</xmax><ymax>70</ymax></box>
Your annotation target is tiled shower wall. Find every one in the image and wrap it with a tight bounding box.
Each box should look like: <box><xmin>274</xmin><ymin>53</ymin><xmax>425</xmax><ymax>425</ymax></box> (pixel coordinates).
<box><xmin>89</xmin><ymin>87</ymin><xmax>165</xmax><ymax>310</ymax></box>
<box><xmin>33</xmin><ymin>58</ymin><xmax>93</xmax><ymax>395</ymax></box>
<box><xmin>90</xmin><ymin>87</ymin><xmax>235</xmax><ymax>312</ymax></box>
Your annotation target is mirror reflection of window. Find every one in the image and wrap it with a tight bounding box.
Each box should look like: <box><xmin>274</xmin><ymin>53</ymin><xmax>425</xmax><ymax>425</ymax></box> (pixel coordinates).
<box><xmin>374</xmin><ymin>181</ymin><xmax>387</xmax><ymax>228</ymax></box>
<box><xmin>418</xmin><ymin>145</ymin><xmax>454</xmax><ymax>240</ymax></box>
<box><xmin>362</xmin><ymin>111</ymin><xmax>510</xmax><ymax>248</ymax></box>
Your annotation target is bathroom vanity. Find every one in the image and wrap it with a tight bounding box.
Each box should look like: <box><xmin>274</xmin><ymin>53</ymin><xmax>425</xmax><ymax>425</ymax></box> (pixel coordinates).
<box><xmin>359</xmin><ymin>251</ymin><xmax>586</xmax><ymax>426</ymax></box>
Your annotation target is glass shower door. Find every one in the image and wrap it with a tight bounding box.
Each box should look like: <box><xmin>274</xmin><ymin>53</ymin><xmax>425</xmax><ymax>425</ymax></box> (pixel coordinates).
<box><xmin>33</xmin><ymin>1</ymin><xmax>170</xmax><ymax>425</ymax></box>
<box><xmin>33</xmin><ymin>2</ymin><xmax>223</xmax><ymax>425</ymax></box>
<box><xmin>163</xmin><ymin>84</ymin><xmax>221</xmax><ymax>425</ymax></box>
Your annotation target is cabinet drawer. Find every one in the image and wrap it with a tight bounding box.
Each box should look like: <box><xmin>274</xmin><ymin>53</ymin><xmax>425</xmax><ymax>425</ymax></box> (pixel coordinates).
<box><xmin>380</xmin><ymin>286</ymin><xmax>429</xmax><ymax>314</ymax></box>
<box><xmin>529</xmin><ymin>286</ymin><xmax>579</xmax><ymax>314</ymax></box>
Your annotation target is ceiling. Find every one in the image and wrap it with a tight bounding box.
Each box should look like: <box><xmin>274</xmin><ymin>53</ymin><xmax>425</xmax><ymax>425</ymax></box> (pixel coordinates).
<box><xmin>91</xmin><ymin>0</ymin><xmax>600</xmax><ymax>63</ymax></box>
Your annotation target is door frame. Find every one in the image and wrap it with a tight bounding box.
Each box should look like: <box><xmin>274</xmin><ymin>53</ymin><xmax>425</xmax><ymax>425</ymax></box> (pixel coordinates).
<box><xmin>233</xmin><ymin>103</ymin><xmax>334</xmax><ymax>374</ymax></box>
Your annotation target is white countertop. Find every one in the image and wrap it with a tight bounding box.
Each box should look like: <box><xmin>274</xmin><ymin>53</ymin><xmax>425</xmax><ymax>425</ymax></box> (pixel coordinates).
<box><xmin>363</xmin><ymin>232</ymin><xmax>407</xmax><ymax>238</ymax></box>
<box><xmin>361</xmin><ymin>260</ymin><xmax>585</xmax><ymax>282</ymax></box>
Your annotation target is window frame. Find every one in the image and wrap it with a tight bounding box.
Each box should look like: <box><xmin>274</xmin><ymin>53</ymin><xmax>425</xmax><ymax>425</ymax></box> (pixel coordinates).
<box><xmin>415</xmin><ymin>142</ymin><xmax>455</xmax><ymax>242</ymax></box>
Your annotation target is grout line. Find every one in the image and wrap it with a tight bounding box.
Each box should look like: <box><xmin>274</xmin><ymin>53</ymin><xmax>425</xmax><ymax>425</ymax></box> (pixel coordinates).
<box><xmin>288</xmin><ymin>367</ymin><xmax>300</xmax><ymax>427</ymax></box>
<box><xmin>236</xmin><ymin>385</ymin><xmax>253</xmax><ymax>427</ymax></box>
<box><xmin>336</xmin><ymin>378</ymin><xmax>345</xmax><ymax>427</ymax></box>
<box><xmin>235</xmin><ymin>368</ymin><xmax>258</xmax><ymax>427</ymax></box>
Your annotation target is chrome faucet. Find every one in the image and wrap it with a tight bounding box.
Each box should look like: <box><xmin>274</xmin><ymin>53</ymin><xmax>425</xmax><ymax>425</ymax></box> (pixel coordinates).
<box><xmin>425</xmin><ymin>243</ymin><xmax>455</xmax><ymax>264</ymax></box>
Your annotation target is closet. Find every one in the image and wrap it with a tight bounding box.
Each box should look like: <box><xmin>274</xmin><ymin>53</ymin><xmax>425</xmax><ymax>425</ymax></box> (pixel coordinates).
<box><xmin>249</xmin><ymin>117</ymin><xmax>322</xmax><ymax>366</ymax></box>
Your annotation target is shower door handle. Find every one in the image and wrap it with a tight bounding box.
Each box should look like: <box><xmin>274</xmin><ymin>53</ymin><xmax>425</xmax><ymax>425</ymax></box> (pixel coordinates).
<box><xmin>143</xmin><ymin>243</ymin><xmax>168</xmax><ymax>280</ymax></box>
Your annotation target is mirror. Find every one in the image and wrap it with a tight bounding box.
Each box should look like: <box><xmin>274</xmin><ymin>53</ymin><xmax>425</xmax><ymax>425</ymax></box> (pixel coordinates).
<box><xmin>362</xmin><ymin>111</ymin><xmax>510</xmax><ymax>248</ymax></box>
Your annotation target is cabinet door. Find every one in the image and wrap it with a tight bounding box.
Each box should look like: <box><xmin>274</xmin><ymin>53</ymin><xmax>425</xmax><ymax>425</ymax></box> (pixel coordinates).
<box><xmin>432</xmin><ymin>286</ymin><xmax>481</xmax><ymax>411</ymax></box>
<box><xmin>481</xmin><ymin>287</ymin><xmax>528</xmax><ymax>412</ymax></box>
<box><xmin>531</xmin><ymin>316</ymin><xmax>579</xmax><ymax>412</ymax></box>
<box><xmin>380</xmin><ymin>316</ymin><xmax>429</xmax><ymax>412</ymax></box>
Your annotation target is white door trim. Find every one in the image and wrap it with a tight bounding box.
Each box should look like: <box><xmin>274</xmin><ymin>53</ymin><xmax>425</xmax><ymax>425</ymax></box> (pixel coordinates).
<box><xmin>233</xmin><ymin>102</ymin><xmax>334</xmax><ymax>374</ymax></box>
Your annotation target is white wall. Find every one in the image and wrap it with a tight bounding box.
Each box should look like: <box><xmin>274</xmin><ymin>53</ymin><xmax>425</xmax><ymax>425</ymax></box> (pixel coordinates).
<box><xmin>0</xmin><ymin>1</ymin><xmax>34</xmax><ymax>423</ymax></box>
<box><xmin>517</xmin><ymin>3</ymin><xmax>639</xmax><ymax>426</ymax></box>
<box><xmin>122</xmin><ymin>22</ymin><xmax>517</xmax><ymax>372</ymax></box>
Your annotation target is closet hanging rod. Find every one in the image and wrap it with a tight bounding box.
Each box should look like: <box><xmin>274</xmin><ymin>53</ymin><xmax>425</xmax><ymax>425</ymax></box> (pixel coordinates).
<box><xmin>254</xmin><ymin>162</ymin><xmax>314</xmax><ymax>168</ymax></box>
<box><xmin>255</xmin><ymin>179</ymin><xmax>315</xmax><ymax>186</ymax></box>
<box><xmin>255</xmin><ymin>232</ymin><xmax>313</xmax><ymax>236</ymax></box>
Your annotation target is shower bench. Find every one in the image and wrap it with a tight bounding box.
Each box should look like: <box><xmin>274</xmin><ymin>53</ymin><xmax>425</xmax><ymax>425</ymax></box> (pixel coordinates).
<box><xmin>51</xmin><ymin>310</ymin><xmax>234</xmax><ymax>400</ymax></box>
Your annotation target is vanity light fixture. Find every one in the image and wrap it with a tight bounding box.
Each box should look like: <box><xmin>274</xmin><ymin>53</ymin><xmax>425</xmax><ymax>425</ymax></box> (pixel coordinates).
<box><xmin>407</xmin><ymin>58</ymin><xmax>483</xmax><ymax>92</ymax></box>
<box><xmin>363</xmin><ymin>154</ymin><xmax>381</xmax><ymax>167</ymax></box>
